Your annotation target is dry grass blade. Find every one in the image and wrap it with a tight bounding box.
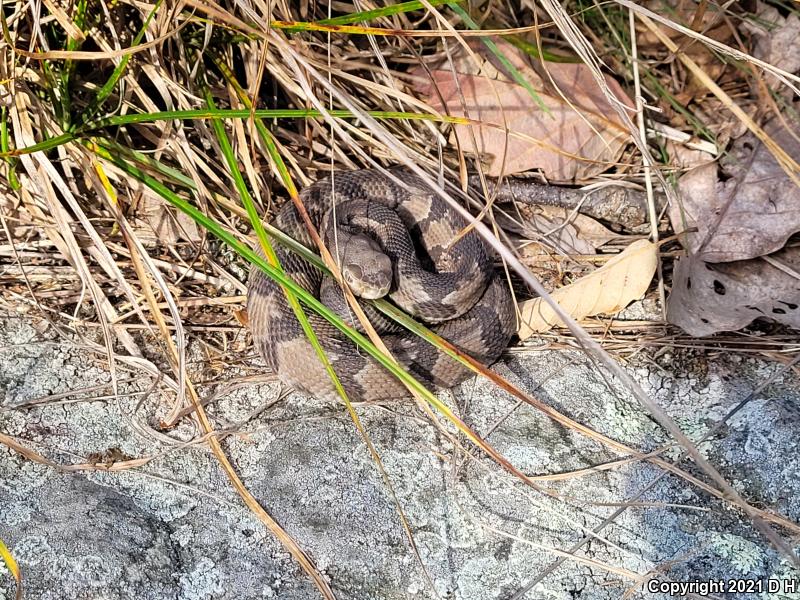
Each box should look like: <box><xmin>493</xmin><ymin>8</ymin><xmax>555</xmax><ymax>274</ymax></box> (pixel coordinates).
<box><xmin>613</xmin><ymin>0</ymin><xmax>800</xmax><ymax>93</ymax></box>
<box><xmin>638</xmin><ymin>13</ymin><xmax>800</xmax><ymax>188</ymax></box>
<box><xmin>627</xmin><ymin>6</ymin><xmax>665</xmax><ymax>316</ymax></box>
<box><xmin>474</xmin><ymin>518</ymin><xmax>643</xmax><ymax>583</ymax></box>
<box><xmin>0</xmin><ymin>431</ymin><xmax>158</xmax><ymax>472</ymax></box>
<box><xmin>10</xmin><ymin>18</ymin><xmax>189</xmax><ymax>60</ymax></box>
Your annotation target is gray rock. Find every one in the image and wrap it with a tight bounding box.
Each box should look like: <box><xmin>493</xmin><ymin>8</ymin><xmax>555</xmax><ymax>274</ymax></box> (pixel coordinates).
<box><xmin>1</xmin><ymin>314</ymin><xmax>799</xmax><ymax>599</ymax></box>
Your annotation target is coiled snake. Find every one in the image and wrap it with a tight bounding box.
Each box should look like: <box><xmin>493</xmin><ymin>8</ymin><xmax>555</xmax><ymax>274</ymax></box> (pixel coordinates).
<box><xmin>247</xmin><ymin>169</ymin><xmax>515</xmax><ymax>402</ymax></box>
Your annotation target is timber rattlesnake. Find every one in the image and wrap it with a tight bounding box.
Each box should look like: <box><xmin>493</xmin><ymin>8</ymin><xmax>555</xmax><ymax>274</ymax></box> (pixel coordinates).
<box><xmin>247</xmin><ymin>168</ymin><xmax>515</xmax><ymax>402</ymax></box>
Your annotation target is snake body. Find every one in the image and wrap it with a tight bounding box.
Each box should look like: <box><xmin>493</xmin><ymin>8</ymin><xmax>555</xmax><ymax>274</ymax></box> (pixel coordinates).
<box><xmin>247</xmin><ymin>169</ymin><xmax>515</xmax><ymax>402</ymax></box>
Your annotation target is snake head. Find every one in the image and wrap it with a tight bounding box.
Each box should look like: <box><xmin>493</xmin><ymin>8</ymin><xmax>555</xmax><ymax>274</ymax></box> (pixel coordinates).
<box><xmin>335</xmin><ymin>233</ymin><xmax>393</xmax><ymax>299</ymax></box>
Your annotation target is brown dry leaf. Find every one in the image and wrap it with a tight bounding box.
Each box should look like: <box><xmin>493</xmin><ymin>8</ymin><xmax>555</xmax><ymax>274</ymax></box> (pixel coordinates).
<box><xmin>132</xmin><ymin>194</ymin><xmax>201</xmax><ymax>244</ymax></box>
<box><xmin>667</xmin><ymin>246</ymin><xmax>800</xmax><ymax>336</ymax></box>
<box><xmin>518</xmin><ymin>240</ymin><xmax>657</xmax><ymax>338</ymax></box>
<box><xmin>501</xmin><ymin>204</ymin><xmax>617</xmax><ymax>257</ymax></box>
<box><xmin>419</xmin><ymin>42</ymin><xmax>632</xmax><ymax>181</ymax></box>
<box><xmin>740</xmin><ymin>2</ymin><xmax>800</xmax><ymax>89</ymax></box>
<box><xmin>669</xmin><ymin>116</ymin><xmax>800</xmax><ymax>263</ymax></box>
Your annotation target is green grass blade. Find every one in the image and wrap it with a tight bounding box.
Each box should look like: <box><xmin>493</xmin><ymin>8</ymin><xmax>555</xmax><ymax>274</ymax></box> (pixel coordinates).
<box><xmin>210</xmin><ymin>64</ymin><xmax>443</xmax><ymax>592</ymax></box>
<box><xmin>1</xmin><ymin>106</ymin><xmax>20</xmax><ymax>190</ymax></box>
<box><xmin>76</xmin><ymin>0</ymin><xmax>164</xmax><ymax>128</ymax></box>
<box><xmin>448</xmin><ymin>3</ymin><xmax>549</xmax><ymax>113</ymax></box>
<box><xmin>87</xmin><ymin>140</ymin><xmax>537</xmax><ymax>489</ymax></box>
<box><xmin>87</xmin><ymin>108</ymin><xmax>454</xmax><ymax>130</ymax></box>
<box><xmin>58</xmin><ymin>0</ymin><xmax>89</xmax><ymax>129</ymax></box>
<box><xmin>319</xmin><ymin>0</ymin><xmax>455</xmax><ymax>26</ymax></box>
<box><xmin>271</xmin><ymin>20</ymin><xmax>404</xmax><ymax>35</ymax></box>
<box><xmin>201</xmin><ymin>86</ymin><xmax>355</xmax><ymax>406</ymax></box>
<box><xmin>208</xmin><ymin>56</ymin><xmax>299</xmax><ymax>197</ymax></box>
<box><xmin>92</xmin><ymin>137</ymin><xmax>197</xmax><ymax>189</ymax></box>
<box><xmin>504</xmin><ymin>35</ymin><xmax>582</xmax><ymax>64</ymax></box>
<box><xmin>0</xmin><ymin>132</ymin><xmax>77</xmax><ymax>158</ymax></box>
<box><xmin>1</xmin><ymin>109</ymin><xmax>462</xmax><ymax>159</ymax></box>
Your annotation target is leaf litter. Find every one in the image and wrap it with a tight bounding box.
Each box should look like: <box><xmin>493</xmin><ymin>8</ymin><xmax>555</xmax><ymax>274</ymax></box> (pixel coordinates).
<box><xmin>669</xmin><ymin>116</ymin><xmax>800</xmax><ymax>263</ymax></box>
<box><xmin>668</xmin><ymin>114</ymin><xmax>800</xmax><ymax>336</ymax></box>
<box><xmin>667</xmin><ymin>246</ymin><xmax>800</xmax><ymax>337</ymax></box>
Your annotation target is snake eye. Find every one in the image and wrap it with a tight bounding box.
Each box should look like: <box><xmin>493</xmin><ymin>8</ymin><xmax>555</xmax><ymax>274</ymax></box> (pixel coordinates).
<box><xmin>346</xmin><ymin>264</ymin><xmax>363</xmax><ymax>281</ymax></box>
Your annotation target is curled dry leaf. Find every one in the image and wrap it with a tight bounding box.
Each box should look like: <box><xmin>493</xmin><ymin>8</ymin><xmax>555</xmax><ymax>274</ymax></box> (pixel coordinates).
<box><xmin>500</xmin><ymin>204</ymin><xmax>617</xmax><ymax>257</ymax></box>
<box><xmin>518</xmin><ymin>240</ymin><xmax>657</xmax><ymax>338</ymax></box>
<box><xmin>418</xmin><ymin>42</ymin><xmax>632</xmax><ymax>181</ymax></box>
<box><xmin>669</xmin><ymin>117</ymin><xmax>800</xmax><ymax>263</ymax></box>
<box><xmin>667</xmin><ymin>246</ymin><xmax>800</xmax><ymax>337</ymax></box>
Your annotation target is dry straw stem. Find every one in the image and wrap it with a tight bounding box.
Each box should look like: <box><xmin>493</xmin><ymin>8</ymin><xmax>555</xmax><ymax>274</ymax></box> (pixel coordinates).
<box><xmin>474</xmin><ymin>518</ymin><xmax>642</xmax><ymax>583</ymax></box>
<box><xmin>87</xmin><ymin>156</ymin><xmax>191</xmax><ymax>425</ymax></box>
<box><xmin>0</xmin><ymin>535</ymin><xmax>22</xmax><ymax>600</ymax></box>
<box><xmin>40</xmin><ymin>0</ymin><xmax>85</xmax><ymax>41</ymax></box>
<box><xmin>627</xmin><ymin>6</ymin><xmax>665</xmax><ymax>317</ymax></box>
<box><xmin>225</xmin><ymin>85</ymin><xmax>440</xmax><ymax>596</ymax></box>
<box><xmin>95</xmin><ymin>152</ymin><xmax>338</xmax><ymax>598</ymax></box>
<box><xmin>614</xmin><ymin>0</ymin><xmax>800</xmax><ymax>95</ymax></box>
<box><xmin>0</xmin><ymin>431</ymin><xmax>159</xmax><ymax>473</ymax></box>
<box><xmin>637</xmin><ymin>14</ymin><xmax>800</xmax><ymax>188</ymax></box>
<box><xmin>9</xmin><ymin>16</ymin><xmax>189</xmax><ymax>60</ymax></box>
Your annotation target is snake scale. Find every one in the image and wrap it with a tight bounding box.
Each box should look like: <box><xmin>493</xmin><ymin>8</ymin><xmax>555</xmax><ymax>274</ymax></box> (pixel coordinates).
<box><xmin>247</xmin><ymin>168</ymin><xmax>516</xmax><ymax>402</ymax></box>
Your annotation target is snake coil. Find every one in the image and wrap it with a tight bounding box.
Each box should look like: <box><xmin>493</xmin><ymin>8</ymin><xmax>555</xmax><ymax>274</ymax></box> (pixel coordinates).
<box><xmin>247</xmin><ymin>169</ymin><xmax>515</xmax><ymax>402</ymax></box>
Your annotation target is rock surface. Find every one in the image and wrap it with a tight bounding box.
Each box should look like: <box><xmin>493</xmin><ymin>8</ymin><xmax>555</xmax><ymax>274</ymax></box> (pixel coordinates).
<box><xmin>1</xmin><ymin>313</ymin><xmax>799</xmax><ymax>599</ymax></box>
